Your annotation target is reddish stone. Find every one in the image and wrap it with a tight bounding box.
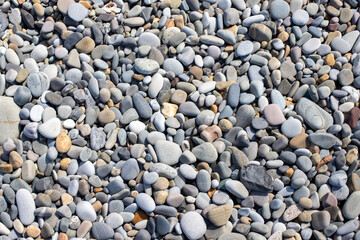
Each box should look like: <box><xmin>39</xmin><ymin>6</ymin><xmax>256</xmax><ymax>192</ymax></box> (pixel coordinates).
<box><xmin>348</xmin><ymin>107</ymin><xmax>360</xmax><ymax>128</ymax></box>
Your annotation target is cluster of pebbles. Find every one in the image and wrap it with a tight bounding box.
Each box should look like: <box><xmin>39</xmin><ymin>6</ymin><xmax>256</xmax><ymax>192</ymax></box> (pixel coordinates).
<box><xmin>2</xmin><ymin>0</ymin><xmax>360</xmax><ymax>239</ymax></box>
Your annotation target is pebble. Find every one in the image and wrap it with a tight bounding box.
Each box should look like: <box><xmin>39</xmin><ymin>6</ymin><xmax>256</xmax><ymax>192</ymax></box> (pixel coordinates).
<box><xmin>67</xmin><ymin>3</ymin><xmax>88</xmax><ymax>22</ymax></box>
<box><xmin>16</xmin><ymin>189</ymin><xmax>35</xmax><ymax>225</ymax></box>
<box><xmin>270</xmin><ymin>0</ymin><xmax>290</xmax><ymax>19</ymax></box>
<box><xmin>134</xmin><ymin>58</ymin><xmax>160</xmax><ymax>75</ymax></box>
<box><xmin>38</xmin><ymin>118</ymin><xmax>61</xmax><ymax>139</ymax></box>
<box><xmin>155</xmin><ymin>140</ymin><xmax>182</xmax><ymax>165</ymax></box>
<box><xmin>295</xmin><ymin>98</ymin><xmax>333</xmax><ymax>130</ymax></box>
<box><xmin>264</xmin><ymin>104</ymin><xmax>285</xmax><ymax>125</ymax></box>
<box><xmin>136</xmin><ymin>193</ymin><xmax>156</xmax><ymax>213</ymax></box>
<box><xmin>343</xmin><ymin>191</ymin><xmax>360</xmax><ymax>219</ymax></box>
<box><xmin>236</xmin><ymin>41</ymin><xmax>253</xmax><ymax>57</ymax></box>
<box><xmin>91</xmin><ymin>222</ymin><xmax>114</xmax><ymax>240</ymax></box>
<box><xmin>302</xmin><ymin>38</ymin><xmax>321</xmax><ymax>54</ymax></box>
<box><xmin>180</xmin><ymin>211</ymin><xmax>206</xmax><ymax>240</ymax></box>
<box><xmin>225</xmin><ymin>180</ymin><xmax>249</xmax><ymax>199</ymax></box>
<box><xmin>76</xmin><ymin>201</ymin><xmax>97</xmax><ymax>222</ymax></box>
<box><xmin>292</xmin><ymin>9</ymin><xmax>309</xmax><ymax>26</ymax></box>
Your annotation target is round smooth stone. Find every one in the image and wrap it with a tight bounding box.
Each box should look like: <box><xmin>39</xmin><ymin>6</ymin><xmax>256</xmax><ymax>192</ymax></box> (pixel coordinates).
<box><xmin>26</xmin><ymin>72</ymin><xmax>50</xmax><ymax>98</ymax></box>
<box><xmin>31</xmin><ymin>45</ymin><xmax>48</xmax><ymax>62</ymax></box>
<box><xmin>270</xmin><ymin>0</ymin><xmax>290</xmax><ymax>19</ymax></box>
<box><xmin>281</xmin><ymin>118</ymin><xmax>302</xmax><ymax>138</ymax></box>
<box><xmin>91</xmin><ymin>222</ymin><xmax>114</xmax><ymax>240</ymax></box>
<box><xmin>302</xmin><ymin>38</ymin><xmax>321</xmax><ymax>54</ymax></box>
<box><xmin>180</xmin><ymin>211</ymin><xmax>206</xmax><ymax>240</ymax></box>
<box><xmin>16</xmin><ymin>189</ymin><xmax>35</xmax><ymax>225</ymax></box>
<box><xmin>14</xmin><ymin>86</ymin><xmax>32</xmax><ymax>106</ymax></box>
<box><xmin>163</xmin><ymin>58</ymin><xmax>184</xmax><ymax>76</ymax></box>
<box><xmin>138</xmin><ymin>32</ymin><xmax>160</xmax><ymax>47</ymax></box>
<box><xmin>292</xmin><ymin>9</ymin><xmax>309</xmax><ymax>25</ymax></box>
<box><xmin>76</xmin><ymin>201</ymin><xmax>97</xmax><ymax>222</ymax></box>
<box><xmin>264</xmin><ymin>104</ymin><xmax>285</xmax><ymax>125</ymax></box>
<box><xmin>236</xmin><ymin>40</ymin><xmax>253</xmax><ymax>57</ymax></box>
<box><xmin>67</xmin><ymin>3</ymin><xmax>88</xmax><ymax>22</ymax></box>
<box><xmin>38</xmin><ymin>118</ymin><xmax>61</xmax><ymax>139</ymax></box>
<box><xmin>136</xmin><ymin>193</ymin><xmax>156</xmax><ymax>213</ymax></box>
<box><xmin>30</xmin><ymin>105</ymin><xmax>44</xmax><ymax>122</ymax></box>
<box><xmin>143</xmin><ymin>172</ymin><xmax>159</xmax><ymax>185</ymax></box>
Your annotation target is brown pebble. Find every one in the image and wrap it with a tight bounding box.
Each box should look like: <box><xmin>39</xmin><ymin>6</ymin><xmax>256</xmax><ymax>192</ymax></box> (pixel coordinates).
<box><xmin>60</xmin><ymin>158</ymin><xmax>71</xmax><ymax>170</ymax></box>
<box><xmin>152</xmin><ymin>177</ymin><xmax>169</xmax><ymax>191</ymax></box>
<box><xmin>285</xmin><ymin>168</ymin><xmax>294</xmax><ymax>178</ymax></box>
<box><xmin>299</xmin><ymin>197</ymin><xmax>312</xmax><ymax>209</ymax></box>
<box><xmin>298</xmin><ymin>211</ymin><xmax>312</xmax><ymax>222</ymax></box>
<box><xmin>348</xmin><ymin>107</ymin><xmax>360</xmax><ymax>128</ymax></box>
<box><xmin>218</xmin><ymin>119</ymin><xmax>233</xmax><ymax>132</ymax></box>
<box><xmin>346</xmin><ymin>148</ymin><xmax>358</xmax><ymax>164</ymax></box>
<box><xmin>61</xmin><ymin>193</ymin><xmax>73</xmax><ymax>205</ymax></box>
<box><xmin>189</xmin><ymin>66</ymin><xmax>203</xmax><ymax>79</ymax></box>
<box><xmin>9</xmin><ymin>151</ymin><xmax>23</xmax><ymax>169</ymax></box>
<box><xmin>132</xmin><ymin>210</ymin><xmax>149</xmax><ymax>224</ymax></box>
<box><xmin>200</xmin><ymin>125</ymin><xmax>222</xmax><ymax>142</ymax></box>
<box><xmin>92</xmin><ymin>201</ymin><xmax>102</xmax><ymax>212</ymax></box>
<box><xmin>240</xmin><ymin>216</ymin><xmax>251</xmax><ymax>224</ymax></box>
<box><xmin>0</xmin><ymin>164</ymin><xmax>13</xmax><ymax>173</ymax></box>
<box><xmin>325</xmin><ymin>54</ymin><xmax>335</xmax><ymax>66</ymax></box>
<box><xmin>128</xmin><ymin>230</ymin><xmax>138</xmax><ymax>237</ymax></box>
<box><xmin>351</xmin><ymin>173</ymin><xmax>360</xmax><ymax>191</ymax></box>
<box><xmin>289</xmin><ymin>133</ymin><xmax>309</xmax><ymax>149</ymax></box>
<box><xmin>56</xmin><ymin>132</ymin><xmax>72</xmax><ymax>153</ymax></box>
<box><xmin>75</xmin><ymin>37</ymin><xmax>95</xmax><ymax>54</ymax></box>
<box><xmin>98</xmin><ymin>108</ymin><xmax>115</xmax><ymax>125</ymax></box>
<box><xmin>154</xmin><ymin>190</ymin><xmax>168</xmax><ymax>205</ymax></box>
<box><xmin>58</xmin><ymin>232</ymin><xmax>68</xmax><ymax>240</ymax></box>
<box><xmin>77</xmin><ymin>221</ymin><xmax>92</xmax><ymax>238</ymax></box>
<box><xmin>171</xmin><ymin>89</ymin><xmax>187</xmax><ymax>104</ymax></box>
<box><xmin>161</xmin><ymin>102</ymin><xmax>178</xmax><ymax>118</ymax></box>
<box><xmin>208</xmin><ymin>204</ymin><xmax>232</xmax><ymax>226</ymax></box>
<box><xmin>79</xmin><ymin>179</ymin><xmax>89</xmax><ymax>196</ymax></box>
<box><xmin>26</xmin><ymin>225</ymin><xmax>40</xmax><ymax>238</ymax></box>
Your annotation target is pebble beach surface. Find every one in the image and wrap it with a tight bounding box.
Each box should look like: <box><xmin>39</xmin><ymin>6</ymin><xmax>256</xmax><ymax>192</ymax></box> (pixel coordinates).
<box><xmin>1</xmin><ymin>0</ymin><xmax>360</xmax><ymax>239</ymax></box>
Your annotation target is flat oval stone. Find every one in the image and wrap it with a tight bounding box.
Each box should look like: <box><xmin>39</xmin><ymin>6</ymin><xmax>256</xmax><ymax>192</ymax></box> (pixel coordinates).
<box><xmin>38</xmin><ymin>118</ymin><xmax>61</xmax><ymax>139</ymax></box>
<box><xmin>308</xmin><ymin>132</ymin><xmax>341</xmax><ymax>149</ymax></box>
<box><xmin>331</xmin><ymin>37</ymin><xmax>351</xmax><ymax>54</ymax></box>
<box><xmin>281</xmin><ymin>118</ymin><xmax>302</xmax><ymax>138</ymax></box>
<box><xmin>192</xmin><ymin>142</ymin><xmax>218</xmax><ymax>163</ymax></box>
<box><xmin>155</xmin><ymin>140</ymin><xmax>182</xmax><ymax>165</ymax></box>
<box><xmin>138</xmin><ymin>32</ymin><xmax>160</xmax><ymax>47</ymax></box>
<box><xmin>292</xmin><ymin>9</ymin><xmax>309</xmax><ymax>25</ymax></box>
<box><xmin>67</xmin><ymin>3</ymin><xmax>88</xmax><ymax>22</ymax></box>
<box><xmin>302</xmin><ymin>38</ymin><xmax>321</xmax><ymax>54</ymax></box>
<box><xmin>76</xmin><ymin>201</ymin><xmax>97</xmax><ymax>222</ymax></box>
<box><xmin>136</xmin><ymin>193</ymin><xmax>156</xmax><ymax>213</ymax></box>
<box><xmin>208</xmin><ymin>204</ymin><xmax>232</xmax><ymax>226</ymax></box>
<box><xmin>91</xmin><ymin>222</ymin><xmax>114</xmax><ymax>240</ymax></box>
<box><xmin>180</xmin><ymin>211</ymin><xmax>206</xmax><ymax>240</ymax></box>
<box><xmin>270</xmin><ymin>0</ymin><xmax>290</xmax><ymax>19</ymax></box>
<box><xmin>225</xmin><ymin>180</ymin><xmax>249</xmax><ymax>199</ymax></box>
<box><xmin>121</xmin><ymin>158</ymin><xmax>139</xmax><ymax>181</ymax></box>
<box><xmin>342</xmin><ymin>191</ymin><xmax>360</xmax><ymax>219</ymax></box>
<box><xmin>236</xmin><ymin>40</ymin><xmax>253</xmax><ymax>57</ymax></box>
<box><xmin>26</xmin><ymin>72</ymin><xmax>50</xmax><ymax>98</ymax></box>
<box><xmin>16</xmin><ymin>189</ymin><xmax>35</xmax><ymax>225</ymax></box>
<box><xmin>134</xmin><ymin>58</ymin><xmax>160</xmax><ymax>75</ymax></box>
<box><xmin>264</xmin><ymin>104</ymin><xmax>285</xmax><ymax>125</ymax></box>
<box><xmin>295</xmin><ymin>98</ymin><xmax>333</xmax><ymax>130</ymax></box>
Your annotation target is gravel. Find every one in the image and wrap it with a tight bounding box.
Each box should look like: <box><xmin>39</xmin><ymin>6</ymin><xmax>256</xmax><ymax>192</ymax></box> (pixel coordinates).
<box><xmin>0</xmin><ymin>0</ymin><xmax>359</xmax><ymax>239</ymax></box>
